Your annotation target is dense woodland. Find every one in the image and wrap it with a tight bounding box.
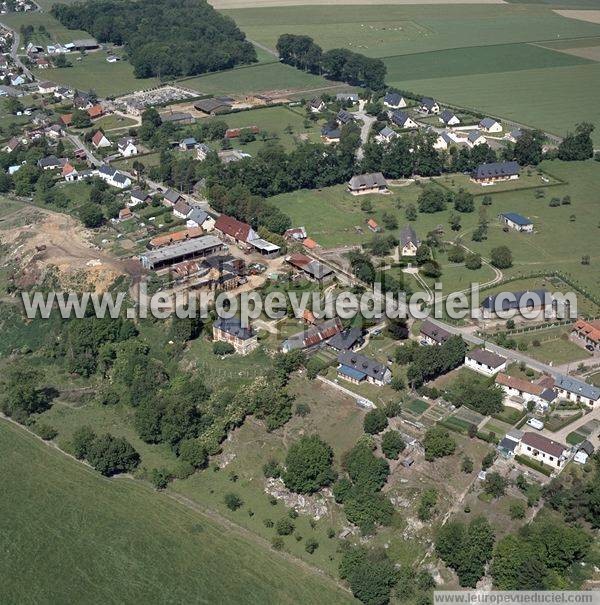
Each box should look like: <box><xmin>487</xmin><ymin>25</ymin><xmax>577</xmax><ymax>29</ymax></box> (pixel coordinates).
<box><xmin>51</xmin><ymin>0</ymin><xmax>257</xmax><ymax>78</ymax></box>
<box><xmin>277</xmin><ymin>34</ymin><xmax>386</xmax><ymax>90</ymax></box>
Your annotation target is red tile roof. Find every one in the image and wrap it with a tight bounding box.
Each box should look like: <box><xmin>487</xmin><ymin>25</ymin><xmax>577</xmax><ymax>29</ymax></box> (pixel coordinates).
<box><xmin>214</xmin><ymin>215</ymin><xmax>252</xmax><ymax>242</ymax></box>
<box><xmin>60</xmin><ymin>113</ymin><xmax>73</xmax><ymax>126</ymax></box>
<box><xmin>303</xmin><ymin>238</ymin><xmax>317</xmax><ymax>250</ymax></box>
<box><xmin>573</xmin><ymin>319</ymin><xmax>600</xmax><ymax>344</ymax></box>
<box><xmin>87</xmin><ymin>104</ymin><xmax>104</xmax><ymax>119</ymax></box>
<box><xmin>286</xmin><ymin>253</ymin><xmax>312</xmax><ymax>269</ymax></box>
<box><xmin>91</xmin><ymin>130</ymin><xmax>106</xmax><ymax>146</ymax></box>
<box><xmin>149</xmin><ymin>227</ymin><xmax>204</xmax><ymax>248</ymax></box>
<box><xmin>62</xmin><ymin>162</ymin><xmax>76</xmax><ymax>176</ymax></box>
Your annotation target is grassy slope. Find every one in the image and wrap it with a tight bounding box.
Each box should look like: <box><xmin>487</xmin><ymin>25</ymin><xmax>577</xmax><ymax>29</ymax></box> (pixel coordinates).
<box><xmin>0</xmin><ymin>420</ymin><xmax>353</xmax><ymax>605</ymax></box>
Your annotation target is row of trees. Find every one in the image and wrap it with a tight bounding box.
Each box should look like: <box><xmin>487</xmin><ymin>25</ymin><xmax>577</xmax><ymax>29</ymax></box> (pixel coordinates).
<box><xmin>52</xmin><ymin>0</ymin><xmax>257</xmax><ymax>78</ymax></box>
<box><xmin>277</xmin><ymin>34</ymin><xmax>386</xmax><ymax>89</ymax></box>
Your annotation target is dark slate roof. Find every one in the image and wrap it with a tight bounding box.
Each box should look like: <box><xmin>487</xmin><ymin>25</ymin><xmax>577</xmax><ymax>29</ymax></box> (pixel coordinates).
<box><xmin>420</xmin><ymin>319</ymin><xmax>451</xmax><ymax>343</ymax></box>
<box><xmin>384</xmin><ymin>92</ymin><xmax>402</xmax><ymax>105</ymax></box>
<box><xmin>337</xmin><ymin>109</ymin><xmax>354</xmax><ymax>124</ymax></box>
<box><xmin>440</xmin><ymin>109</ymin><xmax>457</xmax><ymax>123</ymax></box>
<box><xmin>214</xmin><ymin>317</ymin><xmax>255</xmax><ymax>340</ymax></box>
<box><xmin>467</xmin><ymin>348</ymin><xmax>506</xmax><ymax>368</ymax></box>
<box><xmin>391</xmin><ymin>110</ymin><xmax>412</xmax><ymax>126</ymax></box>
<box><xmin>97</xmin><ymin>164</ymin><xmax>115</xmax><ymax>178</ymax></box>
<box><xmin>554</xmin><ymin>374</ymin><xmax>600</xmax><ymax>401</ymax></box>
<box><xmin>379</xmin><ymin>126</ymin><xmax>396</xmax><ymax>138</ymax></box>
<box><xmin>37</xmin><ymin>155</ymin><xmax>62</xmax><ymax>168</ymax></box>
<box><xmin>540</xmin><ymin>388</ymin><xmax>557</xmax><ymax>403</ymax></box>
<box><xmin>130</xmin><ymin>188</ymin><xmax>148</xmax><ymax>201</ymax></box>
<box><xmin>338</xmin><ymin>350</ymin><xmax>388</xmax><ymax>381</ymax></box>
<box><xmin>399</xmin><ymin>225</ymin><xmax>419</xmax><ymax>248</ymax></box>
<box><xmin>579</xmin><ymin>440</ymin><xmax>594</xmax><ymax>455</ymax></box>
<box><xmin>194</xmin><ymin>98</ymin><xmax>232</xmax><ymax>113</ymax></box>
<box><xmin>321</xmin><ymin>125</ymin><xmax>341</xmax><ymax>138</ymax></box>
<box><xmin>112</xmin><ymin>172</ymin><xmax>129</xmax><ymax>185</ymax></box>
<box><xmin>481</xmin><ymin>289</ymin><xmax>550</xmax><ymax>311</ymax></box>
<box><xmin>480</xmin><ymin>117</ymin><xmax>499</xmax><ymax>129</ymax></box>
<box><xmin>498</xmin><ymin>437</ymin><xmax>517</xmax><ymax>453</ymax></box>
<box><xmin>187</xmin><ymin>208</ymin><xmax>209</xmax><ymax>224</ymax></box>
<box><xmin>501</xmin><ymin>212</ymin><xmax>532</xmax><ymax>226</ymax></box>
<box><xmin>163</xmin><ymin>189</ymin><xmax>182</xmax><ymax>204</ymax></box>
<box><xmin>327</xmin><ymin>327</ymin><xmax>363</xmax><ymax>351</ymax></box>
<box><xmin>468</xmin><ymin>130</ymin><xmax>485</xmax><ymax>143</ymax></box>
<box><xmin>421</xmin><ymin>97</ymin><xmax>437</xmax><ymax>109</ymax></box>
<box><xmin>472</xmin><ymin>161</ymin><xmax>520</xmax><ymax>180</ymax></box>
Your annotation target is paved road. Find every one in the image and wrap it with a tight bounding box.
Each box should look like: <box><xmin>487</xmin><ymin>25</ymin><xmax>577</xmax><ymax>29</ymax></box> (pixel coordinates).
<box><xmin>66</xmin><ymin>133</ymin><xmax>102</xmax><ymax>165</ymax></box>
<box><xmin>540</xmin><ymin>406</ymin><xmax>600</xmax><ymax>448</ymax></box>
<box><xmin>1</xmin><ymin>22</ymin><xmax>33</xmax><ymax>80</ymax></box>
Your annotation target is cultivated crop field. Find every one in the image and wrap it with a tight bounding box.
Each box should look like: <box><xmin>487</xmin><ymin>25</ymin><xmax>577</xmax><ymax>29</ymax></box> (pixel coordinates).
<box><xmin>0</xmin><ymin>421</ymin><xmax>352</xmax><ymax>604</ymax></box>
<box><xmin>223</xmin><ymin>3</ymin><xmax>600</xmax><ymax>140</ymax></box>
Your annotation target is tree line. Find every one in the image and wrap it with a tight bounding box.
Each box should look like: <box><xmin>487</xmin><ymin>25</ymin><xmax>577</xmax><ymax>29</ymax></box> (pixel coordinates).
<box><xmin>277</xmin><ymin>34</ymin><xmax>386</xmax><ymax>89</ymax></box>
<box><xmin>52</xmin><ymin>0</ymin><xmax>257</xmax><ymax>79</ymax></box>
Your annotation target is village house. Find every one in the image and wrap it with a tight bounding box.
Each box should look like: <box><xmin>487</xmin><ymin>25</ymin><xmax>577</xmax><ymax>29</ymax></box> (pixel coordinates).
<box><xmin>128</xmin><ymin>188</ymin><xmax>150</xmax><ymax>207</ymax></box>
<box><xmin>499</xmin><ymin>212</ymin><xmax>533</xmax><ymax>233</ymax></box>
<box><xmin>391</xmin><ymin>110</ymin><xmax>418</xmax><ymax>129</ymax></box>
<box><xmin>348</xmin><ymin>172</ymin><xmax>388</xmax><ymax>195</ymax></box>
<box><xmin>419</xmin><ymin>97</ymin><xmax>440</xmax><ymax>114</ymax></box>
<box><xmin>383</xmin><ymin>92</ymin><xmax>407</xmax><ymax>109</ymax></box>
<box><xmin>574</xmin><ymin>440</ymin><xmax>594</xmax><ymax>465</ymax></box>
<box><xmin>337</xmin><ymin>351</ymin><xmax>392</xmax><ymax>387</ymax></box>
<box><xmin>4</xmin><ymin>136</ymin><xmax>19</xmax><ymax>152</ymax></box>
<box><xmin>186</xmin><ymin>208</ymin><xmax>215</xmax><ymax>231</ymax></box>
<box><xmin>481</xmin><ymin>289</ymin><xmax>552</xmax><ymax>319</ymax></box>
<box><xmin>467</xmin><ymin>131</ymin><xmax>487</xmax><ymax>148</ymax></box>
<box><xmin>465</xmin><ymin>348</ymin><xmax>507</xmax><ymax>376</ymax></box>
<box><xmin>45</xmin><ymin>124</ymin><xmax>63</xmax><ymax>139</ymax></box>
<box><xmin>62</xmin><ymin>162</ymin><xmax>78</xmax><ymax>181</ymax></box>
<box><xmin>37</xmin><ymin>155</ymin><xmax>65</xmax><ymax>170</ymax></box>
<box><xmin>173</xmin><ymin>199</ymin><xmax>193</xmax><ymax>220</ymax></box>
<box><xmin>281</xmin><ymin>318</ymin><xmax>343</xmax><ymax>353</ymax></box>
<box><xmin>433</xmin><ymin>132</ymin><xmax>453</xmax><ymax>150</ymax></box>
<box><xmin>161</xmin><ymin>111</ymin><xmax>195</xmax><ymax>125</ymax></box>
<box><xmin>37</xmin><ymin>81</ymin><xmax>57</xmax><ymax>95</ymax></box>
<box><xmin>285</xmin><ymin>253</ymin><xmax>334</xmax><ymax>284</ymax></box>
<box><xmin>195</xmin><ymin>143</ymin><xmax>212</xmax><ymax>161</ymax></box>
<box><xmin>516</xmin><ymin>432</ymin><xmax>568</xmax><ymax>472</ymax></box>
<box><xmin>321</xmin><ymin>125</ymin><xmax>341</xmax><ymax>143</ymax></box>
<box><xmin>212</xmin><ymin>318</ymin><xmax>259</xmax><ymax>355</ymax></box>
<box><xmin>96</xmin><ymin>165</ymin><xmax>131</xmax><ymax>189</ymax></box>
<box><xmin>218</xmin><ymin>149</ymin><xmax>251</xmax><ymax>163</ymax></box>
<box><xmin>117</xmin><ymin>137</ymin><xmax>138</xmax><ymax>157</ymax></box>
<box><xmin>479</xmin><ymin>118</ymin><xmax>502</xmax><ymax>133</ymax></box>
<box><xmin>506</xmin><ymin>128</ymin><xmax>523</xmax><ymax>143</ymax></box>
<box><xmin>215</xmin><ymin>214</ymin><xmax>256</xmax><ymax>247</ymax></box>
<box><xmin>35</xmin><ymin>57</ymin><xmax>50</xmax><ymax>69</ymax></box>
<box><xmin>54</xmin><ymin>86</ymin><xmax>74</xmax><ymax>101</ymax></box>
<box><xmin>308</xmin><ymin>97</ymin><xmax>325</xmax><ymax>113</ymax></box>
<box><xmin>336</xmin><ymin>93</ymin><xmax>359</xmax><ymax>104</ymax></box>
<box><xmin>554</xmin><ymin>375</ymin><xmax>600</xmax><ymax>407</ymax></box>
<box><xmin>163</xmin><ymin>189</ymin><xmax>183</xmax><ymax>207</ymax></box>
<box><xmin>87</xmin><ymin>104</ymin><xmax>104</xmax><ymax>120</ymax></box>
<box><xmin>179</xmin><ymin>137</ymin><xmax>198</xmax><ymax>151</ymax></box>
<box><xmin>497</xmin><ymin>429</ymin><xmax>523</xmax><ymax>458</ymax></box>
<box><xmin>118</xmin><ymin>207</ymin><xmax>133</xmax><ymax>221</ymax></box>
<box><xmin>572</xmin><ymin>319</ymin><xmax>600</xmax><ymax>351</ymax></box>
<box><xmin>73</xmin><ymin>93</ymin><xmax>94</xmax><ymax>110</ymax></box>
<box><xmin>472</xmin><ymin>161</ymin><xmax>520</xmax><ymax>185</ymax></box>
<box><xmin>419</xmin><ymin>319</ymin><xmax>451</xmax><ymax>346</ymax></box>
<box><xmin>303</xmin><ymin>238</ymin><xmax>318</xmax><ymax>251</ymax></box>
<box><xmin>495</xmin><ymin>373</ymin><xmax>555</xmax><ymax>411</ymax></box>
<box><xmin>284</xmin><ymin>227</ymin><xmax>307</xmax><ymax>241</ymax></box>
<box><xmin>399</xmin><ymin>224</ymin><xmax>420</xmax><ymax>256</ymax></box>
<box><xmin>91</xmin><ymin>130</ymin><xmax>111</xmax><ymax>149</ymax></box>
<box><xmin>439</xmin><ymin>109</ymin><xmax>460</xmax><ymax>126</ymax></box>
<box><xmin>376</xmin><ymin>126</ymin><xmax>398</xmax><ymax>144</ymax></box>
<box><xmin>327</xmin><ymin>327</ymin><xmax>364</xmax><ymax>352</ymax></box>
<box><xmin>336</xmin><ymin>109</ymin><xmax>355</xmax><ymax>126</ymax></box>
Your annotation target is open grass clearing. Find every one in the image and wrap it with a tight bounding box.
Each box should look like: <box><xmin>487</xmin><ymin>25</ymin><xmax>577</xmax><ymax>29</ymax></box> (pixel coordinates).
<box><xmin>181</xmin><ymin>62</ymin><xmax>333</xmax><ymax>97</ymax></box>
<box><xmin>512</xmin><ymin>326</ymin><xmax>590</xmax><ymax>366</ymax></box>
<box><xmin>0</xmin><ymin>420</ymin><xmax>352</xmax><ymax>604</ymax></box>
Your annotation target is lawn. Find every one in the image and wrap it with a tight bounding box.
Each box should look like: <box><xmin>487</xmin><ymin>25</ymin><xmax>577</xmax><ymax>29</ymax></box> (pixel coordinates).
<box><xmin>0</xmin><ymin>421</ymin><xmax>352</xmax><ymax>604</ymax></box>
<box><xmin>405</xmin><ymin>399</ymin><xmax>429</xmax><ymax>416</ymax></box>
<box><xmin>39</xmin><ymin>51</ymin><xmax>158</xmax><ymax>97</ymax></box>
<box><xmin>512</xmin><ymin>326</ymin><xmax>590</xmax><ymax>366</ymax></box>
<box><xmin>181</xmin><ymin>62</ymin><xmax>334</xmax><ymax>97</ymax></box>
<box><xmin>588</xmin><ymin>371</ymin><xmax>600</xmax><ymax>387</ymax></box>
<box><xmin>93</xmin><ymin>113</ymin><xmax>138</xmax><ymax>131</ymax></box>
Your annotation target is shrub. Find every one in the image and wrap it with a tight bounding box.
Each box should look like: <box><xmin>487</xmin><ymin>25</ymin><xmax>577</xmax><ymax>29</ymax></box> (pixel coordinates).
<box><xmin>305</xmin><ymin>538</ymin><xmax>319</xmax><ymax>554</ymax></box>
<box><xmin>34</xmin><ymin>422</ymin><xmax>58</xmax><ymax>440</ymax></box>
<box><xmin>276</xmin><ymin>517</ymin><xmax>295</xmax><ymax>536</ymax></box>
<box><xmin>213</xmin><ymin>341</ymin><xmax>235</xmax><ymax>355</ymax></box>
<box><xmin>381</xmin><ymin>430</ymin><xmax>405</xmax><ymax>460</ymax></box>
<box><xmin>224</xmin><ymin>493</ymin><xmax>244</xmax><ymax>510</ymax></box>
<box><xmin>363</xmin><ymin>408</ymin><xmax>388</xmax><ymax>435</ymax></box>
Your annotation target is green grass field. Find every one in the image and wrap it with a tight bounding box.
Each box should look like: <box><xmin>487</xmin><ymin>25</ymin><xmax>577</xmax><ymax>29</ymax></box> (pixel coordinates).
<box><xmin>182</xmin><ymin>61</ymin><xmax>334</xmax><ymax>96</ymax></box>
<box><xmin>0</xmin><ymin>421</ymin><xmax>352</xmax><ymax>604</ymax></box>
<box><xmin>224</xmin><ymin>3</ymin><xmax>600</xmax><ymax>141</ymax></box>
<box><xmin>40</xmin><ymin>51</ymin><xmax>158</xmax><ymax>97</ymax></box>
<box><xmin>271</xmin><ymin>160</ymin><xmax>600</xmax><ymax>299</ymax></box>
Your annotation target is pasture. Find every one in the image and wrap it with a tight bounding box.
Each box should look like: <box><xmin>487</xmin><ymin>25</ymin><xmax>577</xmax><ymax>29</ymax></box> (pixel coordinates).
<box><xmin>0</xmin><ymin>421</ymin><xmax>352</xmax><ymax>605</ymax></box>
<box><xmin>181</xmin><ymin>62</ymin><xmax>334</xmax><ymax>97</ymax></box>
<box><xmin>271</xmin><ymin>160</ymin><xmax>600</xmax><ymax>298</ymax></box>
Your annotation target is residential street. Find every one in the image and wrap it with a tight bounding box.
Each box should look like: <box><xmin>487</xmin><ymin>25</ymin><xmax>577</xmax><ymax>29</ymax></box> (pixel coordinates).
<box><xmin>1</xmin><ymin>23</ymin><xmax>33</xmax><ymax>80</ymax></box>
